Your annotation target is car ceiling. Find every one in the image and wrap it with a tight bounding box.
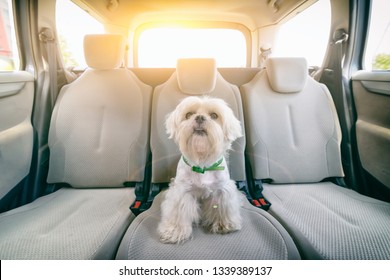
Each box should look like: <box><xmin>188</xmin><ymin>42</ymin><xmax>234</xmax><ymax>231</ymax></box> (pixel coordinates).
<box><xmin>72</xmin><ymin>0</ymin><xmax>317</xmax><ymax>31</ymax></box>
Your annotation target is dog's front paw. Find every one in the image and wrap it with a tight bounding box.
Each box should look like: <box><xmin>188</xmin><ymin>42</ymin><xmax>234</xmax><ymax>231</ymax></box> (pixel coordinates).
<box><xmin>158</xmin><ymin>224</ymin><xmax>193</xmax><ymax>244</ymax></box>
<box><xmin>209</xmin><ymin>220</ymin><xmax>242</xmax><ymax>234</ymax></box>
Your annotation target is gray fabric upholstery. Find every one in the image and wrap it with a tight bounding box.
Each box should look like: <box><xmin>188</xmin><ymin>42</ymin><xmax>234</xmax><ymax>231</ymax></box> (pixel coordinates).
<box><xmin>0</xmin><ymin>188</ymin><xmax>135</xmax><ymax>259</ymax></box>
<box><xmin>151</xmin><ymin>58</ymin><xmax>246</xmax><ymax>183</ymax></box>
<box><xmin>263</xmin><ymin>183</ymin><xmax>390</xmax><ymax>260</ymax></box>
<box><xmin>116</xmin><ymin>191</ymin><xmax>300</xmax><ymax>260</ymax></box>
<box><xmin>241</xmin><ymin>57</ymin><xmax>390</xmax><ymax>259</ymax></box>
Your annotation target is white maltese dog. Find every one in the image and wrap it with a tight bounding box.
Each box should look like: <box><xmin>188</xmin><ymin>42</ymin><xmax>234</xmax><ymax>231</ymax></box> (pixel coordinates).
<box><xmin>157</xmin><ymin>96</ymin><xmax>244</xmax><ymax>243</ymax></box>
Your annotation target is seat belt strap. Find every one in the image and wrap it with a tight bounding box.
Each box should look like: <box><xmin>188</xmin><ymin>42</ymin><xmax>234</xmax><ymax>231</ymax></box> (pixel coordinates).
<box><xmin>320</xmin><ymin>29</ymin><xmax>350</xmax><ymax>137</ymax></box>
<box><xmin>250</xmin><ymin>179</ymin><xmax>271</xmax><ymax>211</ymax></box>
<box><xmin>129</xmin><ymin>153</ymin><xmax>161</xmax><ymax>216</ymax></box>
<box><xmin>320</xmin><ymin>29</ymin><xmax>358</xmax><ymax>189</ymax></box>
<box><xmin>130</xmin><ymin>183</ymin><xmax>165</xmax><ymax>216</ymax></box>
<box><xmin>259</xmin><ymin>44</ymin><xmax>272</xmax><ymax>68</ymax></box>
<box><xmin>39</xmin><ymin>28</ymin><xmax>58</xmax><ymax>109</ymax></box>
<box><xmin>244</xmin><ymin>156</ymin><xmax>271</xmax><ymax>211</ymax></box>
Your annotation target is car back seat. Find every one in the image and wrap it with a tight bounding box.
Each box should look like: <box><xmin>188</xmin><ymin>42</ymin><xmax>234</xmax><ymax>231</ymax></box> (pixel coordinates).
<box><xmin>116</xmin><ymin>58</ymin><xmax>300</xmax><ymax>259</ymax></box>
<box><xmin>0</xmin><ymin>34</ymin><xmax>152</xmax><ymax>259</ymax></box>
<box><xmin>241</xmin><ymin>57</ymin><xmax>390</xmax><ymax>259</ymax></box>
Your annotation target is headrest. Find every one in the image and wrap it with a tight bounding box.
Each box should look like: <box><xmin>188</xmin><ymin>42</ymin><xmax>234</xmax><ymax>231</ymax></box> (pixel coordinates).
<box><xmin>266</xmin><ymin>57</ymin><xmax>308</xmax><ymax>93</ymax></box>
<box><xmin>84</xmin><ymin>34</ymin><xmax>125</xmax><ymax>70</ymax></box>
<box><xmin>176</xmin><ymin>58</ymin><xmax>217</xmax><ymax>95</ymax></box>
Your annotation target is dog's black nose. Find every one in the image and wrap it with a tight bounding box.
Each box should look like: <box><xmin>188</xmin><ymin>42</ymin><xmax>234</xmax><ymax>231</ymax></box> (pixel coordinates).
<box><xmin>195</xmin><ymin>115</ymin><xmax>206</xmax><ymax>124</ymax></box>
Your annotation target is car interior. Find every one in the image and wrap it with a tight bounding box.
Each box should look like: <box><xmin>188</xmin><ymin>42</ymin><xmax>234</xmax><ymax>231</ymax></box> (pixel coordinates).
<box><xmin>0</xmin><ymin>0</ymin><xmax>389</xmax><ymax>260</ymax></box>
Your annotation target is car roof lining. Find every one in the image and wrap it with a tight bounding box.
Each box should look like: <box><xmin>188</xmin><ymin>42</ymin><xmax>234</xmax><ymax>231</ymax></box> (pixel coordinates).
<box><xmin>72</xmin><ymin>0</ymin><xmax>318</xmax><ymax>31</ymax></box>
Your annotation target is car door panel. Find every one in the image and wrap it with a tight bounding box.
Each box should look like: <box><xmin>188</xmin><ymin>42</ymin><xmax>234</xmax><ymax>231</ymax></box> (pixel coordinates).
<box><xmin>352</xmin><ymin>71</ymin><xmax>390</xmax><ymax>189</ymax></box>
<box><xmin>0</xmin><ymin>72</ymin><xmax>34</xmax><ymax>200</ymax></box>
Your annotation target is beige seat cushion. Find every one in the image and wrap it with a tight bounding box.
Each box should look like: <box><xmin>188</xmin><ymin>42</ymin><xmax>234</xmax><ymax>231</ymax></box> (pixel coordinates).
<box><xmin>0</xmin><ymin>188</ymin><xmax>135</xmax><ymax>259</ymax></box>
<box><xmin>116</xmin><ymin>190</ymin><xmax>300</xmax><ymax>260</ymax></box>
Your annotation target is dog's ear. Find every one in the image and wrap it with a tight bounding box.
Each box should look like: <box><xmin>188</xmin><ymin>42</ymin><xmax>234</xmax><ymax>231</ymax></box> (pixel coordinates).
<box><xmin>223</xmin><ymin>108</ymin><xmax>243</xmax><ymax>143</ymax></box>
<box><xmin>165</xmin><ymin>110</ymin><xmax>177</xmax><ymax>140</ymax></box>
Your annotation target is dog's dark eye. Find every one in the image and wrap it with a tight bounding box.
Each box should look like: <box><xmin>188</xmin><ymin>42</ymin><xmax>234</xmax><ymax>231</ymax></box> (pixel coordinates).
<box><xmin>210</xmin><ymin>112</ymin><xmax>218</xmax><ymax>119</ymax></box>
<box><xmin>185</xmin><ymin>112</ymin><xmax>194</xmax><ymax>119</ymax></box>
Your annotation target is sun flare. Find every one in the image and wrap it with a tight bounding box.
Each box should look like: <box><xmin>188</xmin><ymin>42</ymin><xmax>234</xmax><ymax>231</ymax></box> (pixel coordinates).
<box><xmin>137</xmin><ymin>27</ymin><xmax>247</xmax><ymax>67</ymax></box>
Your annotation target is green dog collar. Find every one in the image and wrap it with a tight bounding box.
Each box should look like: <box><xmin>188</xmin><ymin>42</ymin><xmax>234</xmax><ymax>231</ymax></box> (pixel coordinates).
<box><xmin>182</xmin><ymin>156</ymin><xmax>225</xmax><ymax>174</ymax></box>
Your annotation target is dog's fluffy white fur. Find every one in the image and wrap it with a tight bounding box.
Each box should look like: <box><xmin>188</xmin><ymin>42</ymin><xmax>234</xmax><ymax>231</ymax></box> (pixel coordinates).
<box><xmin>158</xmin><ymin>96</ymin><xmax>244</xmax><ymax>243</ymax></box>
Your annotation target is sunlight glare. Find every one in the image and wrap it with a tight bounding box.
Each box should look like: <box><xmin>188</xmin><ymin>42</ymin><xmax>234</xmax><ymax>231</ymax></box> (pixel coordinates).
<box><xmin>138</xmin><ymin>28</ymin><xmax>246</xmax><ymax>67</ymax></box>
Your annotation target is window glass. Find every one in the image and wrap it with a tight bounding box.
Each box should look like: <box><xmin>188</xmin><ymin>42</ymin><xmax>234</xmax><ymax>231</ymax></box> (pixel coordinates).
<box><xmin>364</xmin><ymin>0</ymin><xmax>390</xmax><ymax>70</ymax></box>
<box><xmin>0</xmin><ymin>0</ymin><xmax>19</xmax><ymax>71</ymax></box>
<box><xmin>56</xmin><ymin>0</ymin><xmax>104</xmax><ymax>69</ymax></box>
<box><xmin>273</xmin><ymin>0</ymin><xmax>331</xmax><ymax>66</ymax></box>
<box><xmin>137</xmin><ymin>28</ymin><xmax>246</xmax><ymax>67</ymax></box>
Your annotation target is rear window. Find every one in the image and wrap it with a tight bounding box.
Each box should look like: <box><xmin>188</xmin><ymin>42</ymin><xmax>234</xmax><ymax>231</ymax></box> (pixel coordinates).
<box><xmin>137</xmin><ymin>27</ymin><xmax>247</xmax><ymax>67</ymax></box>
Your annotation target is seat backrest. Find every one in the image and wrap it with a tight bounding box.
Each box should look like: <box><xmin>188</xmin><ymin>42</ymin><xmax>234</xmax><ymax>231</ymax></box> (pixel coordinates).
<box><xmin>151</xmin><ymin>58</ymin><xmax>246</xmax><ymax>184</ymax></box>
<box><xmin>241</xmin><ymin>57</ymin><xmax>344</xmax><ymax>184</ymax></box>
<box><xmin>47</xmin><ymin>34</ymin><xmax>152</xmax><ymax>188</ymax></box>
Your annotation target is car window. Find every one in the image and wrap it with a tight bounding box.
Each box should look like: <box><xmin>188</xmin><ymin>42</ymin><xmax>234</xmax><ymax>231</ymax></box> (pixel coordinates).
<box><xmin>273</xmin><ymin>0</ymin><xmax>331</xmax><ymax>67</ymax></box>
<box><xmin>56</xmin><ymin>0</ymin><xmax>104</xmax><ymax>69</ymax></box>
<box><xmin>137</xmin><ymin>27</ymin><xmax>247</xmax><ymax>67</ymax></box>
<box><xmin>0</xmin><ymin>0</ymin><xmax>19</xmax><ymax>71</ymax></box>
<box><xmin>364</xmin><ymin>0</ymin><xmax>390</xmax><ymax>70</ymax></box>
